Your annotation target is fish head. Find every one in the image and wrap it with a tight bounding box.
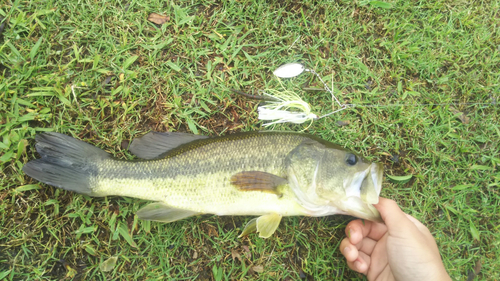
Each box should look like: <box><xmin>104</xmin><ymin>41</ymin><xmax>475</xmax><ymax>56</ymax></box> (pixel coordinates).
<box><xmin>286</xmin><ymin>139</ymin><xmax>383</xmax><ymax>222</ymax></box>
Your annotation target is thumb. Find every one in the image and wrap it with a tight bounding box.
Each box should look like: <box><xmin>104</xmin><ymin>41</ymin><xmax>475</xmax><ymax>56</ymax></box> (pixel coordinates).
<box><xmin>374</xmin><ymin>198</ymin><xmax>419</xmax><ymax>237</ymax></box>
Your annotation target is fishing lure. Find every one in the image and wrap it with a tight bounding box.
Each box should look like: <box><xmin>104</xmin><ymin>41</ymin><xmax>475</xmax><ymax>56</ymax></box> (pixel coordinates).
<box><xmin>261</xmin><ymin>63</ymin><xmax>346</xmax><ymax>126</ymax></box>
<box><xmin>233</xmin><ymin>62</ymin><xmax>495</xmax><ymax>127</ymax></box>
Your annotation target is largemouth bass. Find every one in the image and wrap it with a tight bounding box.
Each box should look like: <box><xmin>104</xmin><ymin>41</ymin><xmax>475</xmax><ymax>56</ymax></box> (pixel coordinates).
<box><xmin>23</xmin><ymin>131</ymin><xmax>383</xmax><ymax>238</ymax></box>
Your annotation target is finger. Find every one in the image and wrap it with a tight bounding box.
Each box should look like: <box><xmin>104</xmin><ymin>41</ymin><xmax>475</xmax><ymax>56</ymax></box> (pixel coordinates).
<box><xmin>366</xmin><ymin>234</ymin><xmax>388</xmax><ymax>276</ymax></box>
<box><xmin>339</xmin><ymin>238</ymin><xmax>359</xmax><ymax>262</ymax></box>
<box><xmin>405</xmin><ymin>214</ymin><xmax>441</xmax><ymax>255</ymax></box>
<box><xmin>345</xmin><ymin>219</ymin><xmax>388</xmax><ymax>244</ymax></box>
<box><xmin>346</xmin><ymin>251</ymin><xmax>371</xmax><ymax>275</ymax></box>
<box><xmin>355</xmin><ymin>236</ymin><xmax>377</xmax><ymax>256</ymax></box>
<box><xmin>405</xmin><ymin>214</ymin><xmax>428</xmax><ymax>232</ymax></box>
<box><xmin>374</xmin><ymin>198</ymin><xmax>419</xmax><ymax>238</ymax></box>
<box><xmin>405</xmin><ymin>213</ymin><xmax>434</xmax><ymax>239</ymax></box>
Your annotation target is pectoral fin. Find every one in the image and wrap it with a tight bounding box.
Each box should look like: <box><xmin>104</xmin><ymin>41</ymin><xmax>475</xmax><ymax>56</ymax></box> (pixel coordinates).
<box><xmin>231</xmin><ymin>171</ymin><xmax>287</xmax><ymax>195</ymax></box>
<box><xmin>137</xmin><ymin>203</ymin><xmax>201</xmax><ymax>223</ymax></box>
<box><xmin>239</xmin><ymin>213</ymin><xmax>283</xmax><ymax>238</ymax></box>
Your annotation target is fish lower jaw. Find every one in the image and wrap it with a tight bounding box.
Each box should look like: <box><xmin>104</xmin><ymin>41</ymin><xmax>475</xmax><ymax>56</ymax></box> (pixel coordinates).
<box><xmin>297</xmin><ymin>202</ymin><xmax>343</xmax><ymax>217</ymax></box>
<box><xmin>296</xmin><ymin>197</ymin><xmax>382</xmax><ymax>221</ymax></box>
<box><xmin>339</xmin><ymin>197</ymin><xmax>382</xmax><ymax>222</ymax></box>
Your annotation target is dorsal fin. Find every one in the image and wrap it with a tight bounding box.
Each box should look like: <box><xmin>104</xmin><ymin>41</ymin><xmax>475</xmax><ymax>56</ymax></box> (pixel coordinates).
<box><xmin>129</xmin><ymin>132</ymin><xmax>209</xmax><ymax>159</ymax></box>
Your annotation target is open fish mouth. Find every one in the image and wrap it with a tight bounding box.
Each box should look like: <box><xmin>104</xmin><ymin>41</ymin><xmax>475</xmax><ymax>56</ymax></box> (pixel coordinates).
<box><xmin>288</xmin><ymin>161</ymin><xmax>384</xmax><ymax>221</ymax></box>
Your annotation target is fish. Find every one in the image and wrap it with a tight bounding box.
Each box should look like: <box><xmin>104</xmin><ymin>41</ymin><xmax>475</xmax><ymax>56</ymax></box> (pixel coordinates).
<box><xmin>22</xmin><ymin>131</ymin><xmax>383</xmax><ymax>238</ymax></box>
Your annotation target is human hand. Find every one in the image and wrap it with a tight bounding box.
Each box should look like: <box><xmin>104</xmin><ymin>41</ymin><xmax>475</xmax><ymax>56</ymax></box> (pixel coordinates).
<box><xmin>340</xmin><ymin>198</ymin><xmax>451</xmax><ymax>281</ymax></box>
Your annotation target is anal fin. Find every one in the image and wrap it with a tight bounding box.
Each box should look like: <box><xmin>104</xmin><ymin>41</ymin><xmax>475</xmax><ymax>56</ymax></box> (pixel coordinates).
<box><xmin>137</xmin><ymin>203</ymin><xmax>201</xmax><ymax>223</ymax></box>
<box><xmin>239</xmin><ymin>213</ymin><xmax>283</xmax><ymax>238</ymax></box>
<box><xmin>231</xmin><ymin>171</ymin><xmax>287</xmax><ymax>196</ymax></box>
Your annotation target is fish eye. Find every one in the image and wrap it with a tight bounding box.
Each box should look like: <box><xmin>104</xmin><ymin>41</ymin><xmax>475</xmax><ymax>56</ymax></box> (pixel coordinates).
<box><xmin>345</xmin><ymin>153</ymin><xmax>357</xmax><ymax>166</ymax></box>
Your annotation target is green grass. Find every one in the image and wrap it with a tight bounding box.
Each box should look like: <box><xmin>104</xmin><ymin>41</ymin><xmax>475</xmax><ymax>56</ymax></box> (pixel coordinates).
<box><xmin>1</xmin><ymin>0</ymin><xmax>499</xmax><ymax>279</ymax></box>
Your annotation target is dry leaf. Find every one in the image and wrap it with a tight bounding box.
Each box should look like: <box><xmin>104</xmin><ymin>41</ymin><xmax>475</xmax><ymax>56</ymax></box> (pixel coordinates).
<box><xmin>100</xmin><ymin>256</ymin><xmax>118</xmax><ymax>272</ymax></box>
<box><xmin>206</xmin><ymin>224</ymin><xmax>218</xmax><ymax>237</ymax></box>
<box><xmin>65</xmin><ymin>264</ymin><xmax>77</xmax><ymax>278</ymax></box>
<box><xmin>467</xmin><ymin>259</ymin><xmax>482</xmax><ymax>281</ymax></box>
<box><xmin>242</xmin><ymin>245</ymin><xmax>251</xmax><ymax>259</ymax></box>
<box><xmin>0</xmin><ymin>17</ymin><xmax>6</xmax><ymax>37</ymax></box>
<box><xmin>299</xmin><ymin>268</ymin><xmax>307</xmax><ymax>279</ymax></box>
<box><xmin>336</xmin><ymin>120</ymin><xmax>350</xmax><ymax>127</ymax></box>
<box><xmin>450</xmin><ymin>107</ymin><xmax>470</xmax><ymax>124</ymax></box>
<box><xmin>474</xmin><ymin>259</ymin><xmax>482</xmax><ymax>275</ymax></box>
<box><xmin>102</xmin><ymin>75</ymin><xmax>114</xmax><ymax>86</ymax></box>
<box><xmin>231</xmin><ymin>249</ymin><xmax>241</xmax><ymax>261</ymax></box>
<box><xmin>466</xmin><ymin>259</ymin><xmax>481</xmax><ymax>281</ymax></box>
<box><xmin>252</xmin><ymin>265</ymin><xmax>264</xmax><ymax>273</ymax></box>
<box><xmin>148</xmin><ymin>13</ymin><xmax>170</xmax><ymax>25</ymax></box>
<box><xmin>121</xmin><ymin>140</ymin><xmax>129</xmax><ymax>150</ymax></box>
<box><xmin>192</xmin><ymin>250</ymin><xmax>198</xmax><ymax>259</ymax></box>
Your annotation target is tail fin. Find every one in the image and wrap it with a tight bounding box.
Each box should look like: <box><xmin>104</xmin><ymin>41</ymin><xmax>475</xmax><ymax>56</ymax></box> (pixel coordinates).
<box><xmin>23</xmin><ymin>132</ymin><xmax>110</xmax><ymax>196</ymax></box>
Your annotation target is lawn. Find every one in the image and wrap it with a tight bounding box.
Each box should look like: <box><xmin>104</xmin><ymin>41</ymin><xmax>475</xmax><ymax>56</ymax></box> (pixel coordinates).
<box><xmin>1</xmin><ymin>0</ymin><xmax>499</xmax><ymax>280</ymax></box>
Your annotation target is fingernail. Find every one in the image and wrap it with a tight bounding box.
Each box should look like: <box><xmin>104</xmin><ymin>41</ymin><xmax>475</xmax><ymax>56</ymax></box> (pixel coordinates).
<box><xmin>343</xmin><ymin>247</ymin><xmax>350</xmax><ymax>254</ymax></box>
<box><xmin>354</xmin><ymin>260</ymin><xmax>362</xmax><ymax>271</ymax></box>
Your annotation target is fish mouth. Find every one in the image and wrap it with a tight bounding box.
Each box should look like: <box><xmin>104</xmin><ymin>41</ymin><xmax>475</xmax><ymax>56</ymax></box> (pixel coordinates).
<box><xmin>342</xmin><ymin>163</ymin><xmax>383</xmax><ymax>222</ymax></box>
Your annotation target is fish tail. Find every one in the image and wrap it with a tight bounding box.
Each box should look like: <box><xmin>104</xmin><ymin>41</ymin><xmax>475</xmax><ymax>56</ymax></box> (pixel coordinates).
<box><xmin>23</xmin><ymin>132</ymin><xmax>111</xmax><ymax>196</ymax></box>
